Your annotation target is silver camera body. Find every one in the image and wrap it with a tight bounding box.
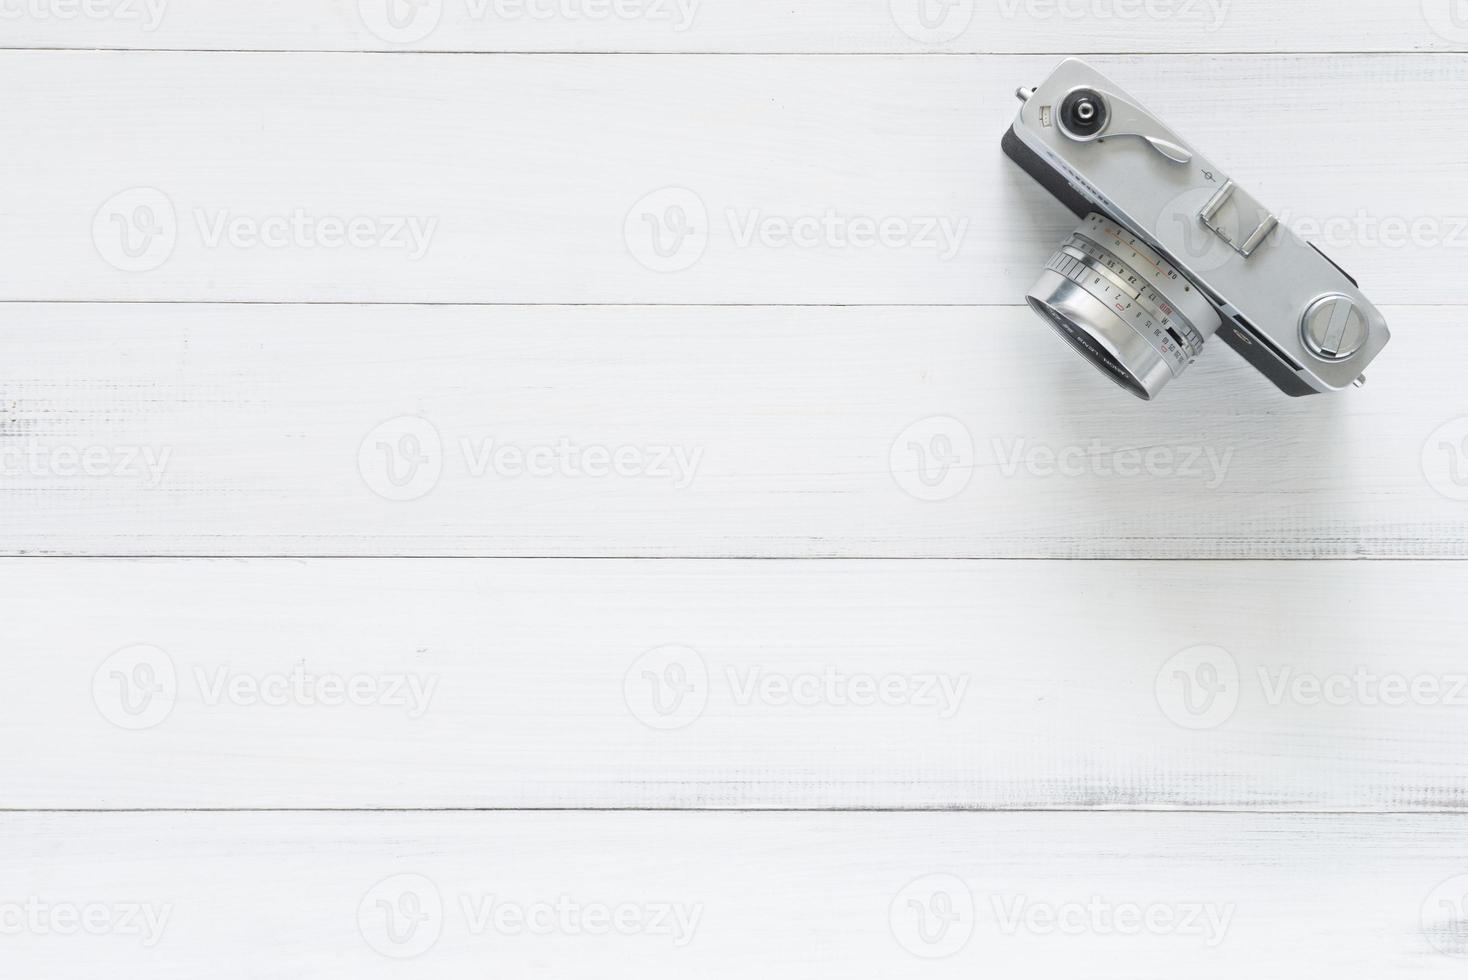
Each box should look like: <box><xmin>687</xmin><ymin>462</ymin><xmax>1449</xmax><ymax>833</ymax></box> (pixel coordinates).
<box><xmin>1003</xmin><ymin>59</ymin><xmax>1391</xmax><ymax>400</ymax></box>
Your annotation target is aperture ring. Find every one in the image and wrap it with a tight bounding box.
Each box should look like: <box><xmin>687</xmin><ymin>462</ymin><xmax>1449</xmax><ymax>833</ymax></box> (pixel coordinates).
<box><xmin>1046</xmin><ymin>246</ymin><xmax>1204</xmax><ymax>373</ymax></box>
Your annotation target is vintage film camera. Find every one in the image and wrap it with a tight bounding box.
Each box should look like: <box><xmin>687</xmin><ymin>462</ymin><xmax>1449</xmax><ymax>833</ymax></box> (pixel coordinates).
<box><xmin>1003</xmin><ymin>59</ymin><xmax>1391</xmax><ymax>400</ymax></box>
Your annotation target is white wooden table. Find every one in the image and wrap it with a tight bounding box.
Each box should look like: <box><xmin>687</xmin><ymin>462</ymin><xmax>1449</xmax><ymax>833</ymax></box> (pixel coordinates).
<box><xmin>5</xmin><ymin>2</ymin><xmax>1468</xmax><ymax>975</ymax></box>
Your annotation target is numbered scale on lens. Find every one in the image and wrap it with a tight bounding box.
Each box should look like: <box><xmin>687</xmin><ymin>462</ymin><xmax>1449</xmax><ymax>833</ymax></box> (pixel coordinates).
<box><xmin>1045</xmin><ymin>214</ymin><xmax>1208</xmax><ymax>377</ymax></box>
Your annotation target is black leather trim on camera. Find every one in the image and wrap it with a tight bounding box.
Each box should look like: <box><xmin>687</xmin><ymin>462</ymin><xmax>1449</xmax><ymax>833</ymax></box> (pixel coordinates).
<box><xmin>1307</xmin><ymin>242</ymin><xmax>1359</xmax><ymax>288</ymax></box>
<box><xmin>1215</xmin><ymin>321</ymin><xmax>1319</xmax><ymax>397</ymax></box>
<box><xmin>1001</xmin><ymin>126</ymin><xmax>1093</xmax><ymax>218</ymax></box>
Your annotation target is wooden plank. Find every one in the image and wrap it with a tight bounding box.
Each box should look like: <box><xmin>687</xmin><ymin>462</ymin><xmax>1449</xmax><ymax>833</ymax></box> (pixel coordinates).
<box><xmin>2</xmin><ymin>302</ymin><xmax>1464</xmax><ymax>558</ymax></box>
<box><xmin>7</xmin><ymin>557</ymin><xmax>1467</xmax><ymax>809</ymax></box>
<box><xmin>5</xmin><ymin>52</ymin><xmax>1464</xmax><ymax>304</ymax></box>
<box><xmin>4</xmin><ymin>811</ymin><xmax>1466</xmax><ymax>976</ymax></box>
<box><xmin>1</xmin><ymin>0</ymin><xmax>1461</xmax><ymax>52</ymax></box>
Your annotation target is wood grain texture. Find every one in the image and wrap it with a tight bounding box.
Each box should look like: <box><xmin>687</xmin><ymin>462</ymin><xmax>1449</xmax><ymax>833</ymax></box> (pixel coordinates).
<box><xmin>3</xmin><ymin>303</ymin><xmax>1464</xmax><ymax>558</ymax></box>
<box><xmin>5</xmin><ymin>53</ymin><xmax>1465</xmax><ymax>304</ymax></box>
<box><xmin>1</xmin><ymin>0</ymin><xmax>1462</xmax><ymax>52</ymax></box>
<box><xmin>3</xmin><ymin>23</ymin><xmax>1462</xmax><ymax>980</ymax></box>
<box><xmin>6</xmin><ymin>812</ymin><xmax>1468</xmax><ymax>978</ymax></box>
<box><xmin>8</xmin><ymin>558</ymin><xmax>1466</xmax><ymax>809</ymax></box>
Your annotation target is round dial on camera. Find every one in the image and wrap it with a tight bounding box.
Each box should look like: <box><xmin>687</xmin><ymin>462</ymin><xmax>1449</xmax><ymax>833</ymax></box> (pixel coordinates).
<box><xmin>1299</xmin><ymin>294</ymin><xmax>1368</xmax><ymax>361</ymax></box>
<box><xmin>1056</xmin><ymin>88</ymin><xmax>1109</xmax><ymax>142</ymax></box>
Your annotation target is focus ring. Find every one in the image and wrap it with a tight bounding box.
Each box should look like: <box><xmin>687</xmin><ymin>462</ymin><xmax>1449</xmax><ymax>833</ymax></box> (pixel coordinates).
<box><xmin>1049</xmin><ymin>245</ymin><xmax>1204</xmax><ymax>367</ymax></box>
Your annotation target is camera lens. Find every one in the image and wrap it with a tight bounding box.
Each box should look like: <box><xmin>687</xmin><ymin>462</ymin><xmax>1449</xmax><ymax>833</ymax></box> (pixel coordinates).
<box><xmin>1058</xmin><ymin>89</ymin><xmax>1109</xmax><ymax>140</ymax></box>
<box><xmin>1025</xmin><ymin>214</ymin><xmax>1222</xmax><ymax>400</ymax></box>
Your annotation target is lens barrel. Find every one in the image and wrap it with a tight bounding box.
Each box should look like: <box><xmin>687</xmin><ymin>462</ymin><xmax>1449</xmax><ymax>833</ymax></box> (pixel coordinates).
<box><xmin>1025</xmin><ymin>214</ymin><xmax>1222</xmax><ymax>400</ymax></box>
